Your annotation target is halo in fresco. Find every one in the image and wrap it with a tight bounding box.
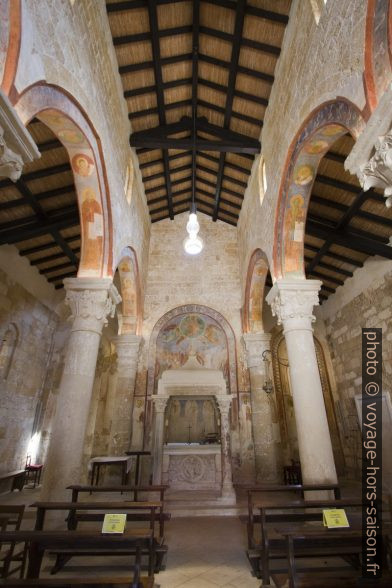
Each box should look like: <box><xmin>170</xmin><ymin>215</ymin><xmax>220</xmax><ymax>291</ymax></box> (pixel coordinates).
<box><xmin>304</xmin><ymin>139</ymin><xmax>329</xmax><ymax>154</ymax></box>
<box><xmin>58</xmin><ymin>128</ymin><xmax>84</xmax><ymax>144</ymax></box>
<box><xmin>293</xmin><ymin>164</ymin><xmax>314</xmax><ymax>186</ymax></box>
<box><xmin>179</xmin><ymin>314</ymin><xmax>205</xmax><ymax>338</ymax></box>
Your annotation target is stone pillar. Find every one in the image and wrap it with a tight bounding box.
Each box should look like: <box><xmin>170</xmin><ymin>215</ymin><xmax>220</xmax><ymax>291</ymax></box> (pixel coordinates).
<box><xmin>109</xmin><ymin>334</ymin><xmax>142</xmax><ymax>455</ymax></box>
<box><xmin>266</xmin><ymin>279</ymin><xmax>337</xmax><ymax>486</ymax></box>
<box><xmin>41</xmin><ymin>278</ymin><xmax>121</xmax><ymax>500</ymax></box>
<box><xmin>243</xmin><ymin>332</ymin><xmax>279</xmax><ymax>483</ymax></box>
<box><xmin>151</xmin><ymin>396</ymin><xmax>168</xmax><ymax>484</ymax></box>
<box><xmin>216</xmin><ymin>395</ymin><xmax>236</xmax><ymax>503</ymax></box>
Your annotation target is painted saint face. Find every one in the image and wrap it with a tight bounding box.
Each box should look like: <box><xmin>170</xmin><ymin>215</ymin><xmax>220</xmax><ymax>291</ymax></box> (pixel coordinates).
<box><xmin>321</xmin><ymin>124</ymin><xmax>344</xmax><ymax>136</ymax></box>
<box><xmin>293</xmin><ymin>165</ymin><xmax>314</xmax><ymax>186</ymax></box>
<box><xmin>304</xmin><ymin>139</ymin><xmax>329</xmax><ymax>154</ymax></box>
<box><xmin>72</xmin><ymin>153</ymin><xmax>94</xmax><ymax>177</ymax></box>
<box><xmin>58</xmin><ymin>129</ymin><xmax>84</xmax><ymax>145</ymax></box>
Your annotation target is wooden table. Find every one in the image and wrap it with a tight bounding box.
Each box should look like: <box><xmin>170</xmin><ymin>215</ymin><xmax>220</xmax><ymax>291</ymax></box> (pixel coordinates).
<box><xmin>89</xmin><ymin>456</ymin><xmax>133</xmax><ymax>486</ymax></box>
<box><xmin>125</xmin><ymin>452</ymin><xmax>151</xmax><ymax>486</ymax></box>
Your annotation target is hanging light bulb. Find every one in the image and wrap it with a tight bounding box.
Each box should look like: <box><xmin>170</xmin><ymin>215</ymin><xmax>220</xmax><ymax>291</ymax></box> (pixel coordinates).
<box><xmin>183</xmin><ymin>203</ymin><xmax>203</xmax><ymax>255</ymax></box>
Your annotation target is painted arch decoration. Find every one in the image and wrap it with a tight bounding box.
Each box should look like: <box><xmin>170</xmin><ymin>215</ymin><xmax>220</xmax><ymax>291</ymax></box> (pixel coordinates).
<box><xmin>273</xmin><ymin>99</ymin><xmax>366</xmax><ymax>280</ymax></box>
<box><xmin>116</xmin><ymin>246</ymin><xmax>143</xmax><ymax>335</ymax></box>
<box><xmin>243</xmin><ymin>249</ymin><xmax>269</xmax><ymax>334</ymax></box>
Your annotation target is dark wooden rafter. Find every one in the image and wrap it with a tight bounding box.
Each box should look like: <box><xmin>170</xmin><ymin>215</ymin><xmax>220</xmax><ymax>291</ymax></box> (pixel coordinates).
<box><xmin>146</xmin><ymin>0</ymin><xmax>174</xmax><ymax>218</ymax></box>
<box><xmin>191</xmin><ymin>0</ymin><xmax>200</xmax><ymax>210</ymax></box>
<box><xmin>213</xmin><ymin>0</ymin><xmax>246</xmax><ymax>221</ymax></box>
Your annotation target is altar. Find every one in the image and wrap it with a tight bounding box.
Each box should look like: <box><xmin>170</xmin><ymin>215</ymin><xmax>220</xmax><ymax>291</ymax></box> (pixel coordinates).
<box><xmin>151</xmin><ymin>355</ymin><xmax>236</xmax><ymax>503</ymax></box>
<box><xmin>162</xmin><ymin>443</ymin><xmax>222</xmax><ymax>491</ymax></box>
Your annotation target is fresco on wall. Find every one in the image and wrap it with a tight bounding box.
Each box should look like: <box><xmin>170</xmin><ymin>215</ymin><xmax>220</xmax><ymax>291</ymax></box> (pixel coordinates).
<box><xmin>249</xmin><ymin>261</ymin><xmax>268</xmax><ymax>331</ymax></box>
<box><xmin>165</xmin><ymin>397</ymin><xmax>218</xmax><ymax>443</ymax></box>
<box><xmin>155</xmin><ymin>313</ymin><xmax>229</xmax><ymax>389</ymax></box>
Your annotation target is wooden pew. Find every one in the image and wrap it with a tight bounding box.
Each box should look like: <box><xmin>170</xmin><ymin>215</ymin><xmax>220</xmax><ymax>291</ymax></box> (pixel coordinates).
<box><xmin>0</xmin><ymin>579</ymin><xmax>153</xmax><ymax>587</ymax></box>
<box><xmin>236</xmin><ymin>483</ymin><xmax>341</xmax><ymax>549</ymax></box>
<box><xmin>0</xmin><ymin>472</ymin><xmax>26</xmax><ymax>493</ymax></box>
<box><xmin>30</xmin><ymin>502</ymin><xmax>166</xmax><ymax>575</ymax></box>
<box><xmin>247</xmin><ymin>497</ymin><xmax>362</xmax><ymax>585</ymax></box>
<box><xmin>280</xmin><ymin>527</ymin><xmax>392</xmax><ymax>588</ymax></box>
<box><xmin>66</xmin><ymin>485</ymin><xmax>170</xmax><ymax>539</ymax></box>
<box><xmin>0</xmin><ymin>505</ymin><xmax>27</xmax><ymax>579</ymax></box>
<box><xmin>0</xmin><ymin>530</ymin><xmax>154</xmax><ymax>588</ymax></box>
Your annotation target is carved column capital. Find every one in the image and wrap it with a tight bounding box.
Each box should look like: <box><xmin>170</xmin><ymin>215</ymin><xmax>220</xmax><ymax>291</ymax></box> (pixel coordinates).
<box><xmin>113</xmin><ymin>333</ymin><xmax>142</xmax><ymax>373</ymax></box>
<box><xmin>0</xmin><ymin>90</ymin><xmax>40</xmax><ymax>182</ymax></box>
<box><xmin>216</xmin><ymin>395</ymin><xmax>233</xmax><ymax>417</ymax></box>
<box><xmin>266</xmin><ymin>279</ymin><xmax>321</xmax><ymax>333</ymax></box>
<box><xmin>64</xmin><ymin>277</ymin><xmax>121</xmax><ymax>335</ymax></box>
<box><xmin>358</xmin><ymin>131</ymin><xmax>392</xmax><ymax>204</ymax></box>
<box><xmin>152</xmin><ymin>395</ymin><xmax>169</xmax><ymax>413</ymax></box>
<box><xmin>242</xmin><ymin>332</ymin><xmax>272</xmax><ymax>369</ymax></box>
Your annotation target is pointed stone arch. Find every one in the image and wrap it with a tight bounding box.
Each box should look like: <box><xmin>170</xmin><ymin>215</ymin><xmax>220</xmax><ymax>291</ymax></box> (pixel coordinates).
<box><xmin>272</xmin><ymin>99</ymin><xmax>366</xmax><ymax>281</ymax></box>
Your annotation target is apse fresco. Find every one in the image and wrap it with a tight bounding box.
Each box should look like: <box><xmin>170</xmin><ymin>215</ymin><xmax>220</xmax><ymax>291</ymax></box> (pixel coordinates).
<box><xmin>38</xmin><ymin>109</ymin><xmax>104</xmax><ymax>275</ymax></box>
<box><xmin>155</xmin><ymin>313</ymin><xmax>229</xmax><ymax>387</ymax></box>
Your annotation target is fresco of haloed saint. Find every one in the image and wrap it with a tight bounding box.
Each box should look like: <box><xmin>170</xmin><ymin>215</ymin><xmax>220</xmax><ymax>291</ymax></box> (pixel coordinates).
<box><xmin>155</xmin><ymin>313</ymin><xmax>229</xmax><ymax>387</ymax></box>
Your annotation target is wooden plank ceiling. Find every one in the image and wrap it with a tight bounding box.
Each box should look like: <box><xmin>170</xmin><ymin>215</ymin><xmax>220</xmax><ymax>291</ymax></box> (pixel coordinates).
<box><xmin>106</xmin><ymin>0</ymin><xmax>291</xmax><ymax>225</ymax></box>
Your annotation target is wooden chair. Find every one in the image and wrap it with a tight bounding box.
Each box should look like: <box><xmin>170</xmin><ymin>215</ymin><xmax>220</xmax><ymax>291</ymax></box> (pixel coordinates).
<box><xmin>0</xmin><ymin>505</ymin><xmax>27</xmax><ymax>579</ymax></box>
<box><xmin>24</xmin><ymin>456</ymin><xmax>43</xmax><ymax>489</ymax></box>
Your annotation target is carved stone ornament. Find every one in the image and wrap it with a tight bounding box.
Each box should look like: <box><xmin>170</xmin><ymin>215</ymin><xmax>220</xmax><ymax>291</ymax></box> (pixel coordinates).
<box><xmin>266</xmin><ymin>279</ymin><xmax>321</xmax><ymax>326</ymax></box>
<box><xmin>152</xmin><ymin>396</ymin><xmax>168</xmax><ymax>413</ymax></box>
<box><xmin>64</xmin><ymin>278</ymin><xmax>121</xmax><ymax>334</ymax></box>
<box><xmin>0</xmin><ymin>126</ymin><xmax>23</xmax><ymax>181</ymax></box>
<box><xmin>216</xmin><ymin>395</ymin><xmax>233</xmax><ymax>416</ymax></box>
<box><xmin>243</xmin><ymin>333</ymin><xmax>271</xmax><ymax>369</ymax></box>
<box><xmin>359</xmin><ymin>131</ymin><xmax>392</xmax><ymax>202</ymax></box>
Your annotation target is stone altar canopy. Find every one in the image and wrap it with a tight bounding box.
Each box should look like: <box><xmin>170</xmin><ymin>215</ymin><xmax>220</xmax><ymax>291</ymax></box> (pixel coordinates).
<box><xmin>151</xmin><ymin>355</ymin><xmax>236</xmax><ymax>503</ymax></box>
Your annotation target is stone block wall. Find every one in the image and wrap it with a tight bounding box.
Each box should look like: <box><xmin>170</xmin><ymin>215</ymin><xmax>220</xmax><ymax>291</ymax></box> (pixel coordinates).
<box><xmin>0</xmin><ymin>267</ymin><xmax>59</xmax><ymax>485</ymax></box>
<box><xmin>316</xmin><ymin>258</ymin><xmax>392</xmax><ymax>479</ymax></box>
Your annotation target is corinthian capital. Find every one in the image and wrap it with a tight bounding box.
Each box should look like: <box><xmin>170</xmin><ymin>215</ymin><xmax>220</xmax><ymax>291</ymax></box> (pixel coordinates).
<box><xmin>64</xmin><ymin>277</ymin><xmax>121</xmax><ymax>335</ymax></box>
<box><xmin>358</xmin><ymin>132</ymin><xmax>392</xmax><ymax>203</ymax></box>
<box><xmin>266</xmin><ymin>279</ymin><xmax>321</xmax><ymax>328</ymax></box>
<box><xmin>152</xmin><ymin>395</ymin><xmax>168</xmax><ymax>413</ymax></box>
<box><xmin>243</xmin><ymin>332</ymin><xmax>271</xmax><ymax>369</ymax></box>
<box><xmin>216</xmin><ymin>395</ymin><xmax>233</xmax><ymax>416</ymax></box>
<box><xmin>0</xmin><ymin>126</ymin><xmax>23</xmax><ymax>181</ymax></box>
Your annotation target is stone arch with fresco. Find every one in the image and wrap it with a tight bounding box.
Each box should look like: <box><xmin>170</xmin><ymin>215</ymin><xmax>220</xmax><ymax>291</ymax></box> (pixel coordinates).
<box><xmin>243</xmin><ymin>249</ymin><xmax>270</xmax><ymax>334</ymax></box>
<box><xmin>271</xmin><ymin>329</ymin><xmax>345</xmax><ymax>476</ymax></box>
<box><xmin>272</xmin><ymin>99</ymin><xmax>366</xmax><ymax>280</ymax></box>
<box><xmin>114</xmin><ymin>247</ymin><xmax>143</xmax><ymax>335</ymax></box>
<box><xmin>11</xmin><ymin>83</ymin><xmax>113</xmax><ymax>277</ymax></box>
<box><xmin>147</xmin><ymin>305</ymin><xmax>238</xmax><ymax>399</ymax></box>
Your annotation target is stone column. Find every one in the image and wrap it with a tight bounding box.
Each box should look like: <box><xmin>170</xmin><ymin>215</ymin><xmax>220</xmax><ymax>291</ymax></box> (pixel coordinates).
<box><xmin>243</xmin><ymin>332</ymin><xmax>279</xmax><ymax>483</ymax></box>
<box><xmin>108</xmin><ymin>334</ymin><xmax>142</xmax><ymax>455</ymax></box>
<box><xmin>151</xmin><ymin>396</ymin><xmax>168</xmax><ymax>484</ymax></box>
<box><xmin>41</xmin><ymin>278</ymin><xmax>121</xmax><ymax>500</ymax></box>
<box><xmin>266</xmin><ymin>279</ymin><xmax>337</xmax><ymax>486</ymax></box>
<box><xmin>216</xmin><ymin>395</ymin><xmax>236</xmax><ymax>503</ymax></box>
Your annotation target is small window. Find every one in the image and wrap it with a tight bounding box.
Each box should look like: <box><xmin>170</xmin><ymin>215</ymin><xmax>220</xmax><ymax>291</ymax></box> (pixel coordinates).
<box><xmin>0</xmin><ymin>323</ymin><xmax>18</xmax><ymax>380</ymax></box>
<box><xmin>258</xmin><ymin>156</ymin><xmax>267</xmax><ymax>206</ymax></box>
<box><xmin>309</xmin><ymin>0</ymin><xmax>327</xmax><ymax>24</ymax></box>
<box><xmin>124</xmin><ymin>159</ymin><xmax>134</xmax><ymax>206</ymax></box>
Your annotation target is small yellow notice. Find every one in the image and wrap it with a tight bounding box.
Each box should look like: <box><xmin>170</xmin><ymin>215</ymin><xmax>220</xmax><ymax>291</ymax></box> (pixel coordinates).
<box><xmin>102</xmin><ymin>513</ymin><xmax>127</xmax><ymax>534</ymax></box>
<box><xmin>322</xmin><ymin>509</ymin><xmax>350</xmax><ymax>528</ymax></box>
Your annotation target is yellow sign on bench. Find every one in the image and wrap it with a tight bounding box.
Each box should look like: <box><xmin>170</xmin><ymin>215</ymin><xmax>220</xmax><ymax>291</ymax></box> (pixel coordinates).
<box><xmin>323</xmin><ymin>508</ymin><xmax>349</xmax><ymax>528</ymax></box>
<box><xmin>102</xmin><ymin>513</ymin><xmax>127</xmax><ymax>534</ymax></box>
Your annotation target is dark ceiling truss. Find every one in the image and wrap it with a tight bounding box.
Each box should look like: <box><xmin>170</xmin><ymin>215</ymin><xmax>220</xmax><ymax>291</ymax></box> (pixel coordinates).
<box><xmin>106</xmin><ymin>0</ymin><xmax>290</xmax><ymax>224</ymax></box>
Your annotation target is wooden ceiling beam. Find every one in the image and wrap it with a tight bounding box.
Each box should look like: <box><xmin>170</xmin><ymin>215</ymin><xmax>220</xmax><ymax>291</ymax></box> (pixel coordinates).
<box><xmin>131</xmin><ymin>135</ymin><xmax>260</xmax><ymax>152</ymax></box>
<box><xmin>139</xmin><ymin>150</ymin><xmax>192</xmax><ymax>170</ymax></box>
<box><xmin>198</xmin><ymin>53</ymin><xmax>274</xmax><ymax>83</ymax></box>
<box><xmin>0</xmin><ymin>163</ymin><xmax>71</xmax><ymax>189</ymax></box>
<box><xmin>147</xmin><ymin>0</ymin><xmax>175</xmax><ymax>219</ymax></box>
<box><xmin>311</xmin><ymin>194</ymin><xmax>392</xmax><ymax>228</ymax></box>
<box><xmin>199</xmin><ymin>25</ymin><xmax>280</xmax><ymax>57</ymax></box>
<box><xmin>124</xmin><ymin>77</ymin><xmax>192</xmax><ymax>99</ymax></box>
<box><xmin>304</xmin><ymin>243</ymin><xmax>363</xmax><ymax>267</ymax></box>
<box><xmin>308</xmin><ymin>213</ymin><xmax>388</xmax><ymax>243</ymax></box>
<box><xmin>19</xmin><ymin>235</ymin><xmax>80</xmax><ymax>256</ymax></box>
<box><xmin>198</xmin><ymin>77</ymin><xmax>269</xmax><ymax>107</ymax></box>
<box><xmin>129</xmin><ymin>99</ymin><xmax>192</xmax><ymax>120</ymax></box>
<box><xmin>197</xmin><ymin>98</ymin><xmax>262</xmax><ymax>127</ymax></box>
<box><xmin>47</xmin><ymin>270</ymin><xmax>77</xmax><ymax>283</ymax></box>
<box><xmin>197</xmin><ymin>187</ymin><xmax>241</xmax><ymax>210</ymax></box>
<box><xmin>213</xmin><ymin>0</ymin><xmax>246</xmax><ymax>221</ymax></box>
<box><xmin>37</xmin><ymin>139</ymin><xmax>63</xmax><ymax>152</ymax></box>
<box><xmin>143</xmin><ymin>163</ymin><xmax>190</xmax><ymax>183</ymax></box>
<box><xmin>306</xmin><ymin>269</ymin><xmax>344</xmax><ymax>286</ymax></box>
<box><xmin>0</xmin><ymin>213</ymin><xmax>79</xmax><ymax>245</ymax></box>
<box><xmin>304</xmin><ymin>256</ymin><xmax>353</xmax><ymax>277</ymax></box>
<box><xmin>197</xmin><ymin>163</ymin><xmax>247</xmax><ymax>188</ymax></box>
<box><xmin>196</xmin><ymin>175</ymin><xmax>243</xmax><ymax>199</ymax></box>
<box><xmin>30</xmin><ymin>248</ymin><xmax>81</xmax><ymax>266</ymax></box>
<box><xmin>316</xmin><ymin>174</ymin><xmax>385</xmax><ymax>204</ymax></box>
<box><xmin>113</xmin><ymin>24</ymin><xmax>192</xmax><ymax>46</ymax></box>
<box><xmin>148</xmin><ymin>187</ymin><xmax>190</xmax><ymax>206</ymax></box>
<box><xmin>323</xmin><ymin>151</ymin><xmax>346</xmax><ymax>165</ymax></box>
<box><xmin>197</xmin><ymin>151</ymin><xmax>251</xmax><ymax>175</ymax></box>
<box><xmin>145</xmin><ymin>174</ymin><xmax>192</xmax><ymax>195</ymax></box>
<box><xmin>39</xmin><ymin>261</ymin><xmax>76</xmax><ymax>275</ymax></box>
<box><xmin>119</xmin><ymin>52</ymin><xmax>192</xmax><ymax>75</ymax></box>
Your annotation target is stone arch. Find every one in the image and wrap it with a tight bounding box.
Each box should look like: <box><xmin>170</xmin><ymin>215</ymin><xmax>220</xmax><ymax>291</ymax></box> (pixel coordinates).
<box><xmin>0</xmin><ymin>0</ymin><xmax>21</xmax><ymax>97</ymax></box>
<box><xmin>363</xmin><ymin>0</ymin><xmax>392</xmax><ymax>114</ymax></box>
<box><xmin>243</xmin><ymin>249</ymin><xmax>270</xmax><ymax>334</ymax></box>
<box><xmin>115</xmin><ymin>246</ymin><xmax>143</xmax><ymax>335</ymax></box>
<box><xmin>12</xmin><ymin>83</ymin><xmax>113</xmax><ymax>277</ymax></box>
<box><xmin>147</xmin><ymin>305</ymin><xmax>238</xmax><ymax>398</ymax></box>
<box><xmin>0</xmin><ymin>322</ymin><xmax>18</xmax><ymax>380</ymax></box>
<box><xmin>273</xmin><ymin>99</ymin><xmax>366</xmax><ymax>280</ymax></box>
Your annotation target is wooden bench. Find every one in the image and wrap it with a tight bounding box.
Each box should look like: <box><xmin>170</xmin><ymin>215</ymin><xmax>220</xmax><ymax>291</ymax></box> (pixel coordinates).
<box><xmin>0</xmin><ymin>472</ymin><xmax>26</xmax><ymax>493</ymax></box>
<box><xmin>0</xmin><ymin>578</ymin><xmax>153</xmax><ymax>587</ymax></box>
<box><xmin>30</xmin><ymin>501</ymin><xmax>167</xmax><ymax>575</ymax></box>
<box><xmin>0</xmin><ymin>505</ymin><xmax>27</xmax><ymax>579</ymax></box>
<box><xmin>0</xmin><ymin>530</ymin><xmax>154</xmax><ymax>588</ymax></box>
<box><xmin>279</xmin><ymin>527</ymin><xmax>392</xmax><ymax>588</ymax></box>
<box><xmin>247</xmin><ymin>497</ymin><xmax>362</xmax><ymax>585</ymax></box>
<box><xmin>66</xmin><ymin>485</ymin><xmax>170</xmax><ymax>539</ymax></box>
<box><xmin>235</xmin><ymin>483</ymin><xmax>341</xmax><ymax>549</ymax></box>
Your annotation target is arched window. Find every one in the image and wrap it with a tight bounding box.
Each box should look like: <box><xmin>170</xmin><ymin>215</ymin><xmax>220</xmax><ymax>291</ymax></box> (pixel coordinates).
<box><xmin>258</xmin><ymin>155</ymin><xmax>267</xmax><ymax>206</ymax></box>
<box><xmin>0</xmin><ymin>323</ymin><xmax>18</xmax><ymax>380</ymax></box>
<box><xmin>309</xmin><ymin>0</ymin><xmax>327</xmax><ymax>24</ymax></box>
